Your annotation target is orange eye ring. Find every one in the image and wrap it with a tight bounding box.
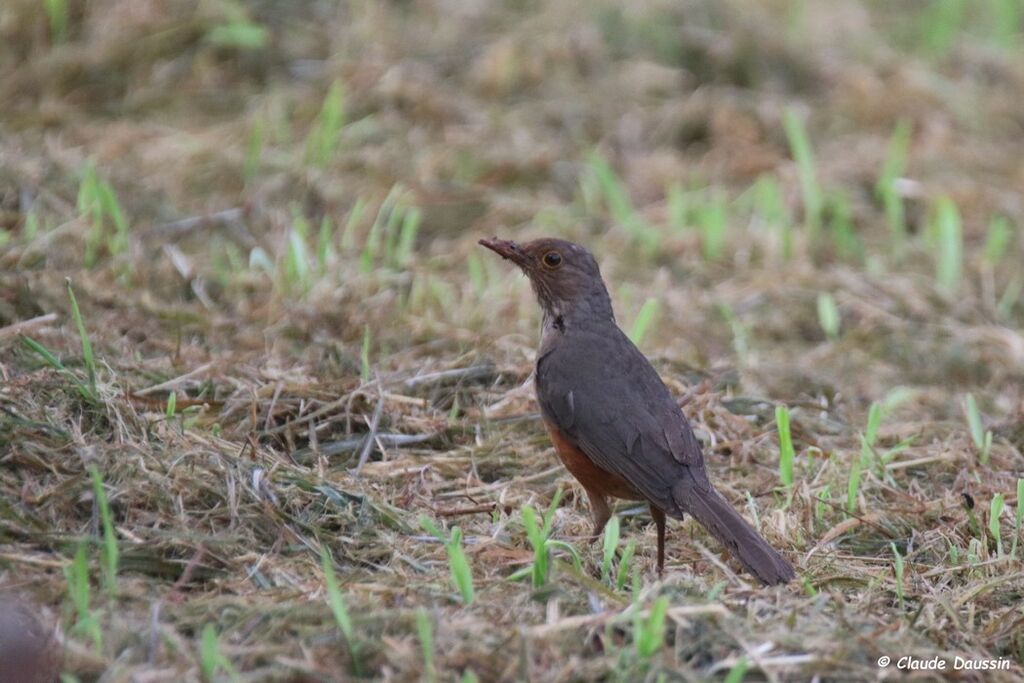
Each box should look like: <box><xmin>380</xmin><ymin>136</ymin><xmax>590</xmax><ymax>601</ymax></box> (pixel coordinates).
<box><xmin>542</xmin><ymin>251</ymin><xmax>562</xmax><ymax>268</ymax></box>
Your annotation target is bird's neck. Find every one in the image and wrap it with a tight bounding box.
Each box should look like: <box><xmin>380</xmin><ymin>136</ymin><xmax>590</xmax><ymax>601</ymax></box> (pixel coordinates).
<box><xmin>541</xmin><ymin>290</ymin><xmax>616</xmax><ymax>333</ymax></box>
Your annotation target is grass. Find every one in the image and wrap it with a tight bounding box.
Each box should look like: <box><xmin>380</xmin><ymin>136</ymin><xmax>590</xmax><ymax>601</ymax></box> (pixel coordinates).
<box><xmin>931</xmin><ymin>196</ymin><xmax>963</xmax><ymax>293</ymax></box>
<box><xmin>88</xmin><ymin>466</ymin><xmax>119</xmax><ymax>598</ymax></box>
<box><xmin>876</xmin><ymin>119</ymin><xmax>912</xmax><ymax>256</ymax></box>
<box><xmin>816</xmin><ymin>292</ymin><xmax>840</xmax><ymax>341</ymax></box>
<box><xmin>77</xmin><ymin>163</ymin><xmax>129</xmax><ymax>270</ymax></box>
<box><xmin>775</xmin><ymin>405</ymin><xmax>796</xmax><ymax>488</ymax></box>
<box><xmin>320</xmin><ymin>546</ymin><xmax>361</xmax><ymax>675</ymax></box>
<box><xmin>416</xmin><ymin>608</ymin><xmax>436</xmax><ymax>683</ymax></box>
<box><xmin>1014</xmin><ymin>478</ymin><xmax>1024</xmax><ymax>557</ymax></box>
<box><xmin>628</xmin><ymin>297</ymin><xmax>659</xmax><ymax>347</ymax></box>
<box><xmin>783</xmin><ymin>107</ymin><xmax>822</xmax><ymax>239</ymax></box>
<box><xmin>305</xmin><ymin>81</ymin><xmax>346</xmax><ymax>167</ymax></box>
<box><xmin>989</xmin><ymin>493</ymin><xmax>1005</xmax><ymax>557</ymax></box>
<box><xmin>3</xmin><ymin>0</ymin><xmax>1024</xmax><ymax>680</ymax></box>
<box><xmin>43</xmin><ymin>0</ymin><xmax>69</xmax><ymax>43</ymax></box>
<box><xmin>964</xmin><ymin>393</ymin><xmax>993</xmax><ymax>465</ymax></box>
<box><xmin>633</xmin><ymin>596</ymin><xmax>669</xmax><ymax>660</ymax></box>
<box><xmin>199</xmin><ymin>624</ymin><xmax>239</xmax><ymax>682</ymax></box>
<box><xmin>420</xmin><ymin>515</ymin><xmax>475</xmax><ymax>604</ymax></box>
<box><xmin>64</xmin><ymin>541</ymin><xmax>102</xmax><ymax>653</ymax></box>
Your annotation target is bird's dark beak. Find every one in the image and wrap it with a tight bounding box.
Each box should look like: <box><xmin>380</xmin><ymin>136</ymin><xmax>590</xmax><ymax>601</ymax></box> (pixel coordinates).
<box><xmin>478</xmin><ymin>237</ymin><xmax>532</xmax><ymax>269</ymax></box>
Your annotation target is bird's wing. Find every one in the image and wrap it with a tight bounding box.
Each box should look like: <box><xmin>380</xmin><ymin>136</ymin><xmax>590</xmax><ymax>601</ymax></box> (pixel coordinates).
<box><xmin>536</xmin><ymin>327</ymin><xmax>710</xmax><ymax>513</ymax></box>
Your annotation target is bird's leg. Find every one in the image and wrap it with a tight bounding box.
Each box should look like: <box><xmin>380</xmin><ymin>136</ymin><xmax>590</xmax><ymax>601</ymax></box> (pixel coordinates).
<box><xmin>649</xmin><ymin>504</ymin><xmax>666</xmax><ymax>575</ymax></box>
<box><xmin>584</xmin><ymin>488</ymin><xmax>611</xmax><ymax>543</ymax></box>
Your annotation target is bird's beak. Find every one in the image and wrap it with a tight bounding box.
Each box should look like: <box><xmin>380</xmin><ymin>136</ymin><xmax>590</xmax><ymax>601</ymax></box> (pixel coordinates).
<box><xmin>478</xmin><ymin>237</ymin><xmax>532</xmax><ymax>269</ymax></box>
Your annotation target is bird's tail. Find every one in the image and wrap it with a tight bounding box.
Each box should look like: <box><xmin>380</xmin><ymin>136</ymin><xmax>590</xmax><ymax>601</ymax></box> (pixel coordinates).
<box><xmin>672</xmin><ymin>479</ymin><xmax>795</xmax><ymax>586</ymax></box>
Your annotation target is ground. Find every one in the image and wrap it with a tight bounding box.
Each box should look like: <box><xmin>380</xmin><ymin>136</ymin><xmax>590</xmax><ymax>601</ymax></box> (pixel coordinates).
<box><xmin>1</xmin><ymin>1</ymin><xmax>1024</xmax><ymax>681</ymax></box>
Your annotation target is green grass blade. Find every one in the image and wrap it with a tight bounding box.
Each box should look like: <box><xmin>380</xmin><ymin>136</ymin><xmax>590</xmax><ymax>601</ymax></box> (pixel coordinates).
<box><xmin>990</xmin><ymin>494</ymin><xmax>1004</xmax><ymax>556</ymax></box>
<box><xmin>776</xmin><ymin>405</ymin><xmax>795</xmax><ymax>487</ymax></box>
<box><xmin>416</xmin><ymin>608</ymin><xmax>436</xmax><ymax>683</ymax></box>
<box><xmin>66</xmin><ymin>279</ymin><xmax>97</xmax><ymax>401</ymax></box>
<box><xmin>600</xmin><ymin>515</ymin><xmax>620</xmax><ymax>583</ymax></box>
<box><xmin>933</xmin><ymin>197</ymin><xmax>962</xmax><ymax>292</ymax></box>
<box><xmin>816</xmin><ymin>292</ymin><xmax>840</xmax><ymax>341</ymax></box>
<box><xmin>320</xmin><ymin>545</ymin><xmax>361</xmax><ymax>674</ymax></box>
<box><xmin>88</xmin><ymin>466</ymin><xmax>118</xmax><ymax>597</ymax></box>
<box><xmin>628</xmin><ymin>297</ymin><xmax>659</xmax><ymax>347</ymax></box>
<box><xmin>783</xmin><ymin>108</ymin><xmax>821</xmax><ymax>238</ymax></box>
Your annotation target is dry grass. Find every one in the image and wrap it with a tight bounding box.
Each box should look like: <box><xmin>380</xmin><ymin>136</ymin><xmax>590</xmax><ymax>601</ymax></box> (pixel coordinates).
<box><xmin>2</xmin><ymin>0</ymin><xmax>1024</xmax><ymax>681</ymax></box>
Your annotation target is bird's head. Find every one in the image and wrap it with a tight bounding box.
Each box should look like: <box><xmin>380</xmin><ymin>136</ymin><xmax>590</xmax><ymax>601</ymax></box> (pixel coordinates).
<box><xmin>478</xmin><ymin>237</ymin><xmax>614</xmax><ymax>325</ymax></box>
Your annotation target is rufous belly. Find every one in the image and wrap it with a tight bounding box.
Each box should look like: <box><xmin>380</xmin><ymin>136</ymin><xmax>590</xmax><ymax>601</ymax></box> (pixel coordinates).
<box><xmin>543</xmin><ymin>420</ymin><xmax>643</xmax><ymax>500</ymax></box>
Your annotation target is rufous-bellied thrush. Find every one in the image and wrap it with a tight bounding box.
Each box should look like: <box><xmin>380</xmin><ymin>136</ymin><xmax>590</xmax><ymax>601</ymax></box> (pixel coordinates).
<box><xmin>480</xmin><ymin>237</ymin><xmax>795</xmax><ymax>586</ymax></box>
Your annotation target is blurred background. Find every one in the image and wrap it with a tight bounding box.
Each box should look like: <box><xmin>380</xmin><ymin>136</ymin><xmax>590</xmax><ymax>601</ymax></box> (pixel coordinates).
<box><xmin>1</xmin><ymin>0</ymin><xmax>1023</xmax><ymax>680</ymax></box>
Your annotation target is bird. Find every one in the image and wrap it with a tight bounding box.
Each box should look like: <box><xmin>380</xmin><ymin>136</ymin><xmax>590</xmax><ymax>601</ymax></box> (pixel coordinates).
<box><xmin>479</xmin><ymin>236</ymin><xmax>795</xmax><ymax>586</ymax></box>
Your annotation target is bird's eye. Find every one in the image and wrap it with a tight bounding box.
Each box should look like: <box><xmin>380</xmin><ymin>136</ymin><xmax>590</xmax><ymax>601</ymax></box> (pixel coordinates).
<box><xmin>542</xmin><ymin>251</ymin><xmax>562</xmax><ymax>268</ymax></box>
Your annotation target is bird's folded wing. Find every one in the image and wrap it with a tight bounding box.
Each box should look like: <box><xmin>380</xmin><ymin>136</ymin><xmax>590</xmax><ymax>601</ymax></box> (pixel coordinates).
<box><xmin>536</xmin><ymin>330</ymin><xmax>710</xmax><ymax>511</ymax></box>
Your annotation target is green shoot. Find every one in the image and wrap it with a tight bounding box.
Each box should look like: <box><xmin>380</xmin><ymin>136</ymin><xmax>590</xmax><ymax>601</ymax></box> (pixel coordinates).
<box><xmin>78</xmin><ymin>163</ymin><xmax>129</xmax><ymax>268</ymax></box>
<box><xmin>628</xmin><ymin>298</ymin><xmax>659</xmax><ymax>347</ymax></box>
<box><xmin>467</xmin><ymin>253</ymin><xmax>487</xmax><ymax>293</ymax></box>
<box><xmin>66</xmin><ymin>279</ymin><xmax>98</xmax><ymax>401</ymax></box>
<box><xmin>968</xmin><ymin>537</ymin><xmax>982</xmax><ymax>566</ymax></box>
<box><xmin>616</xmin><ymin>538</ymin><xmax>637</xmax><ymax>591</ymax></box>
<box><xmin>876</xmin><ymin>120</ymin><xmax>912</xmax><ymax>252</ymax></box>
<box><xmin>776</xmin><ymin>405</ymin><xmax>795</xmax><ymax>487</ymax></box>
<box><xmin>633</xmin><ymin>596</ymin><xmax>669</xmax><ymax>660</ymax></box>
<box><xmin>24</xmin><ymin>210</ymin><xmax>41</xmax><ymax>241</ymax></box>
<box><xmin>997</xmin><ymin>274</ymin><xmax>1022</xmax><ymax>320</ymax></box>
<box><xmin>724</xmin><ymin>656</ymin><xmax>749</xmax><ymax>683</ymax></box>
<box><xmin>419</xmin><ymin>516</ymin><xmax>475</xmax><ymax>604</ymax></box>
<box><xmin>964</xmin><ymin>393</ymin><xmax>992</xmax><ymax>465</ymax></box>
<box><xmin>1013</xmin><ymin>478</ymin><xmax>1023</xmax><ymax>557</ymax></box>
<box><xmin>20</xmin><ymin>336</ymin><xmax>96</xmax><ymax>403</ymax></box>
<box><xmin>88</xmin><ymin>466</ymin><xmax>118</xmax><ymax>598</ymax></box>
<box><xmin>514</xmin><ymin>490</ymin><xmax>565</xmax><ymax>588</ymax></box>
<box><xmin>932</xmin><ymin>197</ymin><xmax>962</xmax><ymax>293</ymax></box>
<box><xmin>199</xmin><ymin>624</ymin><xmax>239</xmax><ymax>682</ymax></box>
<box><xmin>919</xmin><ymin>0</ymin><xmax>966</xmax><ymax>57</ymax></box>
<box><xmin>600</xmin><ymin>515</ymin><xmax>620</xmax><ymax>584</ymax></box>
<box><xmin>416</xmin><ymin>608</ymin><xmax>436</xmax><ymax>683</ymax></box>
<box><xmin>891</xmin><ymin>542</ymin><xmax>905</xmax><ymax>607</ymax></box>
<box><xmin>864</xmin><ymin>402</ymin><xmax>883</xmax><ymax>448</ymax></box>
<box><xmin>816</xmin><ymin>292</ymin><xmax>840</xmax><ymax>341</ymax></box>
<box><xmin>989</xmin><ymin>494</ymin><xmax>1005</xmax><ymax>556</ymax></box>
<box><xmin>815</xmin><ymin>484</ymin><xmax>832</xmax><ymax>524</ymax></box>
<box><xmin>244</xmin><ymin>119</ymin><xmax>264</xmax><ymax>183</ymax></box>
<box><xmin>360</xmin><ymin>325</ymin><xmax>371</xmax><ymax>383</ymax></box>
<box><xmin>584</xmin><ymin>151</ymin><xmax>656</xmax><ymax>251</ymax></box>
<box><xmin>825</xmin><ymin>191</ymin><xmax>862</xmax><ymax>262</ymax></box>
<box><xmin>983</xmin><ymin>216</ymin><xmax>1012</xmax><ymax>266</ymax></box>
<box><xmin>205</xmin><ymin>8</ymin><xmax>268</xmax><ymax>51</ymax></box>
<box><xmin>847</xmin><ymin>451</ymin><xmax>863</xmax><ymax>514</ymax></box>
<box><xmin>306</xmin><ymin>81</ymin><xmax>346</xmax><ymax>167</ymax></box>
<box><xmin>166</xmin><ymin>392</ymin><xmax>177</xmax><ymax>418</ymax></box>
<box><xmin>989</xmin><ymin>0</ymin><xmax>1022</xmax><ymax>49</ymax></box>
<box><xmin>320</xmin><ymin>545</ymin><xmax>361</xmax><ymax>674</ymax></box>
<box><xmin>697</xmin><ymin>192</ymin><xmax>729</xmax><ymax>261</ymax></box>
<box><xmin>751</xmin><ymin>174</ymin><xmax>791</xmax><ymax>260</ymax></box>
<box><xmin>283</xmin><ymin>212</ymin><xmax>313</xmax><ymax>292</ymax></box>
<box><xmin>316</xmin><ymin>216</ymin><xmax>335</xmax><ymax>270</ymax></box>
<box><xmin>666</xmin><ymin>182</ymin><xmax>688</xmax><ymax>230</ymax></box>
<box><xmin>44</xmin><ymin>0</ymin><xmax>69</xmax><ymax>42</ymax></box>
<box><xmin>392</xmin><ymin>206</ymin><xmax>421</xmax><ymax>267</ymax></box>
<box><xmin>64</xmin><ymin>541</ymin><xmax>102</xmax><ymax>652</ymax></box>
<box><xmin>360</xmin><ymin>185</ymin><xmax>419</xmax><ymax>271</ymax></box>
<box><xmin>340</xmin><ymin>198</ymin><xmax>367</xmax><ymax>252</ymax></box>
<box><xmin>783</xmin><ymin>108</ymin><xmax>822</xmax><ymax>238</ymax></box>
<box><xmin>718</xmin><ymin>303</ymin><xmax>750</xmax><ymax>365</ymax></box>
